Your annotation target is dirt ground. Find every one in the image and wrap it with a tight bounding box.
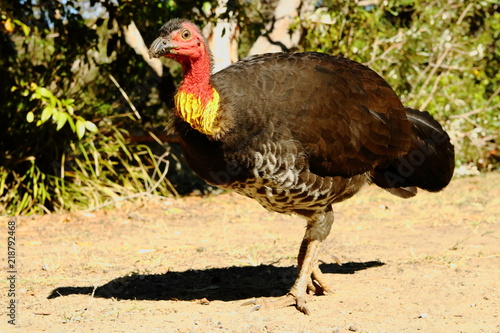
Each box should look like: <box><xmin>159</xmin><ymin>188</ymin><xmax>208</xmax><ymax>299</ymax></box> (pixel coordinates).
<box><xmin>1</xmin><ymin>172</ymin><xmax>499</xmax><ymax>332</ymax></box>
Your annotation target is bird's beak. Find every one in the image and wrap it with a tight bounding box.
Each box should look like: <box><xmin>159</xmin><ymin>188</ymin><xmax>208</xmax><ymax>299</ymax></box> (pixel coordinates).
<box><xmin>148</xmin><ymin>37</ymin><xmax>176</xmax><ymax>59</ymax></box>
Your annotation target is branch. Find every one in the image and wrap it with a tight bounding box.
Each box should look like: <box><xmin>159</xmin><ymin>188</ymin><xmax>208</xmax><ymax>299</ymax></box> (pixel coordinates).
<box><xmin>123</xmin><ymin>20</ymin><xmax>162</xmax><ymax>78</ymax></box>
<box><xmin>248</xmin><ymin>0</ymin><xmax>314</xmax><ymax>55</ymax></box>
<box><xmin>109</xmin><ymin>74</ymin><xmax>141</xmax><ymax>120</ymax></box>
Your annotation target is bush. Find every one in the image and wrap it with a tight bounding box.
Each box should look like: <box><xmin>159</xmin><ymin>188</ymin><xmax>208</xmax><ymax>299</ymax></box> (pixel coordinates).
<box><xmin>297</xmin><ymin>0</ymin><xmax>499</xmax><ymax>171</ymax></box>
<box><xmin>0</xmin><ymin>2</ymin><xmax>182</xmax><ymax>214</ymax></box>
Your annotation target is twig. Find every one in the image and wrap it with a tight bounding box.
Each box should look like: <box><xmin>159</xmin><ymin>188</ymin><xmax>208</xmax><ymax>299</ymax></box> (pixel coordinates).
<box><xmin>147</xmin><ymin>130</ymin><xmax>166</xmax><ymax>146</ymax></box>
<box><xmin>152</xmin><ymin>149</ymin><xmax>180</xmax><ymax>197</ymax></box>
<box><xmin>456</xmin><ymin>2</ymin><xmax>474</xmax><ymax>25</ymax></box>
<box><xmin>417</xmin><ymin>42</ymin><xmax>452</xmax><ymax>99</ymax></box>
<box><xmin>428</xmin><ymin>64</ymin><xmax>481</xmax><ymax>71</ymax></box>
<box><xmin>357</xmin><ymin>0</ymin><xmax>380</xmax><ymax>6</ymax></box>
<box><xmin>82</xmin><ymin>192</ymin><xmax>168</xmax><ymax>212</ymax></box>
<box><xmin>148</xmin><ymin>153</ymin><xmax>170</xmax><ymax>193</ymax></box>
<box><xmin>450</xmin><ymin>102</ymin><xmax>500</xmax><ymax>120</ymax></box>
<box><xmin>450</xmin><ymin>109</ymin><xmax>482</xmax><ymax>119</ymax></box>
<box><xmin>37</xmin><ymin>204</ymin><xmax>51</xmax><ymax>214</ymax></box>
<box><xmin>486</xmin><ymin>85</ymin><xmax>500</xmax><ymax>107</ymax></box>
<box><xmin>108</xmin><ymin>74</ymin><xmax>142</xmax><ymax>120</ymax></box>
<box><xmin>419</xmin><ymin>72</ymin><xmax>446</xmax><ymax>111</ymax></box>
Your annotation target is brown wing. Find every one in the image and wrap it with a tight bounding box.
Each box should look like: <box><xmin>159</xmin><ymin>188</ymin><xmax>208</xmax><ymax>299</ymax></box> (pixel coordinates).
<box><xmin>212</xmin><ymin>52</ymin><xmax>412</xmax><ymax>178</ymax></box>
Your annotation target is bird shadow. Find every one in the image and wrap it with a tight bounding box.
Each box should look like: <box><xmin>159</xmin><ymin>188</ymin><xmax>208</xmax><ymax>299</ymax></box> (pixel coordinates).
<box><xmin>47</xmin><ymin>261</ymin><xmax>384</xmax><ymax>302</ymax></box>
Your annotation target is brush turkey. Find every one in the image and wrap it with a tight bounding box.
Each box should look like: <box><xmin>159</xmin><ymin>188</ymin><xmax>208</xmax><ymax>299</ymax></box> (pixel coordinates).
<box><xmin>148</xmin><ymin>19</ymin><xmax>454</xmax><ymax>314</ymax></box>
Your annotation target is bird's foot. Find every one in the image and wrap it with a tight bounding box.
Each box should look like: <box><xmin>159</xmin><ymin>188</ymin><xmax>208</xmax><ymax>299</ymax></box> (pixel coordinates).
<box><xmin>242</xmin><ymin>291</ymin><xmax>311</xmax><ymax>315</ymax></box>
<box><xmin>243</xmin><ymin>238</ymin><xmax>338</xmax><ymax>314</ymax></box>
<box><xmin>241</xmin><ymin>268</ymin><xmax>334</xmax><ymax>315</ymax></box>
<box><xmin>307</xmin><ymin>266</ymin><xmax>334</xmax><ymax>295</ymax></box>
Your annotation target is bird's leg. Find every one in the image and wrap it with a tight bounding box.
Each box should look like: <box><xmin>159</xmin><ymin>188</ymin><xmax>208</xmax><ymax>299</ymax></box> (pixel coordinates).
<box><xmin>297</xmin><ymin>238</ymin><xmax>330</xmax><ymax>295</ymax></box>
<box><xmin>243</xmin><ymin>239</ymin><xmax>326</xmax><ymax>314</ymax></box>
<box><xmin>287</xmin><ymin>238</ymin><xmax>323</xmax><ymax>314</ymax></box>
<box><xmin>297</xmin><ymin>238</ymin><xmax>315</xmax><ymax>292</ymax></box>
<box><xmin>288</xmin><ymin>207</ymin><xmax>335</xmax><ymax>313</ymax></box>
<box><xmin>243</xmin><ymin>207</ymin><xmax>334</xmax><ymax>314</ymax></box>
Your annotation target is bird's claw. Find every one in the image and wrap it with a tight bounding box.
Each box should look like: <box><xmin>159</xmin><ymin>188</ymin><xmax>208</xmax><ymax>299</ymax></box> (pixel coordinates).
<box><xmin>241</xmin><ymin>293</ymin><xmax>310</xmax><ymax>315</ymax></box>
<box><xmin>240</xmin><ymin>298</ymin><xmax>263</xmax><ymax>312</ymax></box>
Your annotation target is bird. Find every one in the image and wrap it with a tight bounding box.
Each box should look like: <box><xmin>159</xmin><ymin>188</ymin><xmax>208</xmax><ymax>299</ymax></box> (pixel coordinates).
<box><xmin>148</xmin><ymin>18</ymin><xmax>455</xmax><ymax>314</ymax></box>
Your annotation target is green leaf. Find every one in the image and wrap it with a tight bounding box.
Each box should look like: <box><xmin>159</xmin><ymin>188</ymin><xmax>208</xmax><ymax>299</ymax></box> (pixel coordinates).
<box><xmin>40</xmin><ymin>106</ymin><xmax>52</xmax><ymax>123</ymax></box>
<box><xmin>14</xmin><ymin>19</ymin><xmax>30</xmax><ymax>36</ymax></box>
<box><xmin>66</xmin><ymin>116</ymin><xmax>75</xmax><ymax>132</ymax></box>
<box><xmin>63</xmin><ymin>98</ymin><xmax>75</xmax><ymax>106</ymax></box>
<box><xmin>36</xmin><ymin>87</ymin><xmax>53</xmax><ymax>99</ymax></box>
<box><xmin>26</xmin><ymin>111</ymin><xmax>34</xmax><ymax>123</ymax></box>
<box><xmin>56</xmin><ymin>112</ymin><xmax>68</xmax><ymax>131</ymax></box>
<box><xmin>76</xmin><ymin>119</ymin><xmax>86</xmax><ymax>139</ymax></box>
<box><xmin>84</xmin><ymin>121</ymin><xmax>98</xmax><ymax>133</ymax></box>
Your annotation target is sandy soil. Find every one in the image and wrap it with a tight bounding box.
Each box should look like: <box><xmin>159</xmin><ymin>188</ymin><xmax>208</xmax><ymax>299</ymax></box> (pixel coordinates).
<box><xmin>1</xmin><ymin>172</ymin><xmax>499</xmax><ymax>333</ymax></box>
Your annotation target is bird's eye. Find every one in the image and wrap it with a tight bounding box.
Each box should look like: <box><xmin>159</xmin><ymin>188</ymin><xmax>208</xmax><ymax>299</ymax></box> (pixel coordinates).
<box><xmin>180</xmin><ymin>29</ymin><xmax>191</xmax><ymax>40</ymax></box>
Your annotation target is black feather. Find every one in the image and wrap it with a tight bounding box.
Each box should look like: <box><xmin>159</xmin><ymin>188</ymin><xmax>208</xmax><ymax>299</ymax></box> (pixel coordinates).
<box><xmin>158</xmin><ymin>18</ymin><xmax>186</xmax><ymax>37</ymax></box>
<box><xmin>372</xmin><ymin>107</ymin><xmax>454</xmax><ymax>192</ymax></box>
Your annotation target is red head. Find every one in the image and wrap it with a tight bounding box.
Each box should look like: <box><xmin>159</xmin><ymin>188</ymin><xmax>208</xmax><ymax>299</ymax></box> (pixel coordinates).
<box><xmin>149</xmin><ymin>19</ymin><xmax>212</xmax><ymax>70</ymax></box>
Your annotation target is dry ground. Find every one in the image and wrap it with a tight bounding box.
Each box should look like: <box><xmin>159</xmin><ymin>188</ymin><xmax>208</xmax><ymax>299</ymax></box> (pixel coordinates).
<box><xmin>1</xmin><ymin>172</ymin><xmax>499</xmax><ymax>332</ymax></box>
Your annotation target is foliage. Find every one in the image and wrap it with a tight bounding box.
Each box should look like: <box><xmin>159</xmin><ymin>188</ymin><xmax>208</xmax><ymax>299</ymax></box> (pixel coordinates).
<box><xmin>0</xmin><ymin>0</ymin><xmax>222</xmax><ymax>214</ymax></box>
<box><xmin>0</xmin><ymin>0</ymin><xmax>499</xmax><ymax>215</ymax></box>
<box><xmin>296</xmin><ymin>0</ymin><xmax>500</xmax><ymax>171</ymax></box>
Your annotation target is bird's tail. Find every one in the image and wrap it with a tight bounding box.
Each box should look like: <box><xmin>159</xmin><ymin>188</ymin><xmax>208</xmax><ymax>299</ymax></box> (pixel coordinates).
<box><xmin>372</xmin><ymin>107</ymin><xmax>455</xmax><ymax>198</ymax></box>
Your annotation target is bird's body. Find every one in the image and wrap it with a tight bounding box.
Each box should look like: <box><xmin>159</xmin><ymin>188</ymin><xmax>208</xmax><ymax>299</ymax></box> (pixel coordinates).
<box><xmin>149</xmin><ymin>19</ymin><xmax>454</xmax><ymax>314</ymax></box>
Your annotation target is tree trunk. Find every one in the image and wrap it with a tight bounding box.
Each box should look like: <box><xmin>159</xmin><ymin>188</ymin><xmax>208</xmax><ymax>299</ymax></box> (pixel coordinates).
<box><xmin>204</xmin><ymin>0</ymin><xmax>239</xmax><ymax>73</ymax></box>
<box><xmin>248</xmin><ymin>0</ymin><xmax>314</xmax><ymax>56</ymax></box>
<box><xmin>123</xmin><ymin>20</ymin><xmax>163</xmax><ymax>78</ymax></box>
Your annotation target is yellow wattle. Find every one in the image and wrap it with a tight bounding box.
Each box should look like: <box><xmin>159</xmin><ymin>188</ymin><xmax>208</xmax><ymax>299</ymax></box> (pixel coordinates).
<box><xmin>174</xmin><ymin>89</ymin><xmax>220</xmax><ymax>136</ymax></box>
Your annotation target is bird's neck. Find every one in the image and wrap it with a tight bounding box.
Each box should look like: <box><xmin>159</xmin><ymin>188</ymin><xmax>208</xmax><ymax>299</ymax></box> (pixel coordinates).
<box><xmin>175</xmin><ymin>55</ymin><xmax>221</xmax><ymax>136</ymax></box>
